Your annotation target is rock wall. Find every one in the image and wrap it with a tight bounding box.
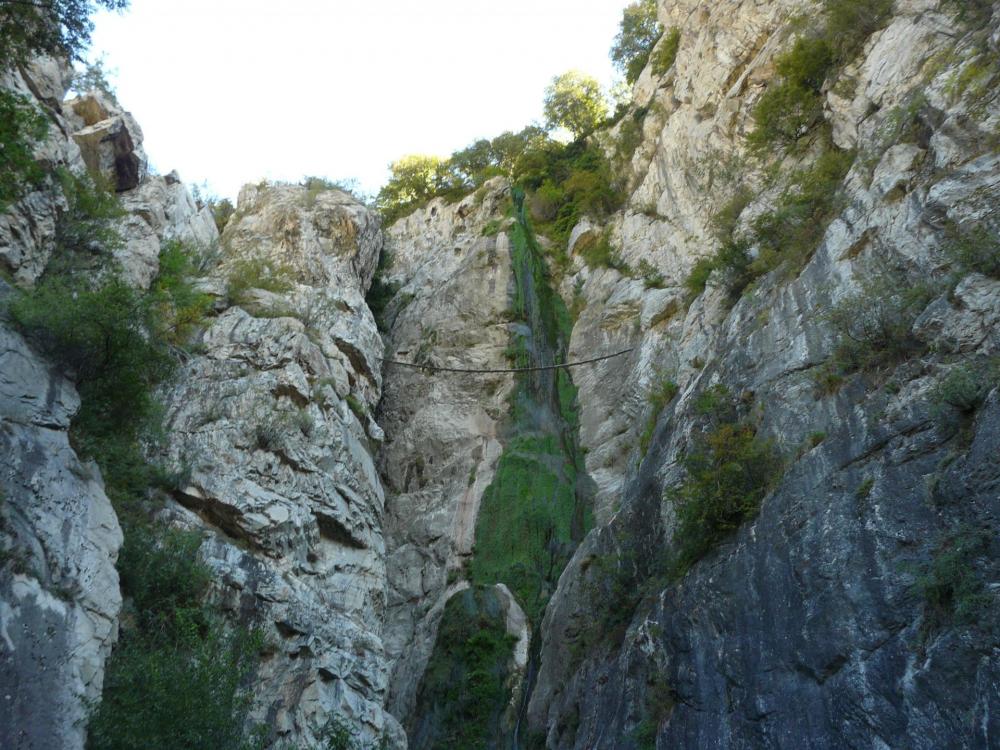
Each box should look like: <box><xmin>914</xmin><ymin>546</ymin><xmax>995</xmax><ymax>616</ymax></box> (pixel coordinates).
<box><xmin>376</xmin><ymin>179</ymin><xmax>517</xmax><ymax>722</ymax></box>
<box><xmin>0</xmin><ymin>58</ymin><xmax>216</xmax><ymax>749</ymax></box>
<box><xmin>157</xmin><ymin>181</ymin><xmax>404</xmax><ymax>747</ymax></box>
<box><xmin>525</xmin><ymin>0</ymin><xmax>1000</xmax><ymax>747</ymax></box>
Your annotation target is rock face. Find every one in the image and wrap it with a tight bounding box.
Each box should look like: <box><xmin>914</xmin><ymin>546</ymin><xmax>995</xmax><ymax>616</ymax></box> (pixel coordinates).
<box><xmin>522</xmin><ymin>0</ymin><xmax>1000</xmax><ymax>747</ymax></box>
<box><xmin>0</xmin><ymin>58</ymin><xmax>221</xmax><ymax>750</ymax></box>
<box><xmin>0</xmin><ymin>297</ymin><xmax>123</xmax><ymax>750</ymax></box>
<box><xmin>158</xmin><ymin>181</ymin><xmax>404</xmax><ymax>748</ymax></box>
<box><xmin>376</xmin><ymin>179</ymin><xmax>517</xmax><ymax>722</ymax></box>
<box><xmin>3</xmin><ymin>0</ymin><xmax>1000</xmax><ymax>746</ymax></box>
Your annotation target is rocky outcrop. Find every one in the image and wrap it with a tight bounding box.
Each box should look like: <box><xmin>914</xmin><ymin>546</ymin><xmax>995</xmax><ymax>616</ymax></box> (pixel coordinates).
<box><xmin>1</xmin><ymin>57</ymin><xmax>227</xmax><ymax>750</ymax></box>
<box><xmin>376</xmin><ymin>178</ymin><xmax>517</xmax><ymax>722</ymax></box>
<box><xmin>158</xmin><ymin>182</ymin><xmax>403</xmax><ymax>748</ymax></box>
<box><xmin>0</xmin><ymin>292</ymin><xmax>123</xmax><ymax>750</ymax></box>
<box><xmin>527</xmin><ymin>0</ymin><xmax>1000</xmax><ymax>747</ymax></box>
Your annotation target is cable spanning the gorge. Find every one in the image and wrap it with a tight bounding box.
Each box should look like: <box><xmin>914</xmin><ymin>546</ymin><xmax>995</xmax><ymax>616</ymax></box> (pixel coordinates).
<box><xmin>378</xmin><ymin>347</ymin><xmax>634</xmax><ymax>374</ymax></box>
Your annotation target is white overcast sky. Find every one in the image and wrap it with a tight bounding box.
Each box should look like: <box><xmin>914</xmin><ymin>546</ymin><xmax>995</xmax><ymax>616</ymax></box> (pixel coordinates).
<box><xmin>89</xmin><ymin>0</ymin><xmax>632</xmax><ymax>200</ymax></box>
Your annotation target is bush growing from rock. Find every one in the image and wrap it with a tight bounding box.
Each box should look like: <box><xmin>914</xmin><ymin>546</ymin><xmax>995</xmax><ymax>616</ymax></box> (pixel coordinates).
<box><xmin>667</xmin><ymin>390</ymin><xmax>781</xmax><ymax>577</ymax></box>
<box><xmin>610</xmin><ymin>0</ymin><xmax>662</xmax><ymax>84</ymax></box>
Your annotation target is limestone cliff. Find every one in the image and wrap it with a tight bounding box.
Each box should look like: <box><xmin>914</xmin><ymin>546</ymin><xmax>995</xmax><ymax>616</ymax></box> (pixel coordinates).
<box><xmin>379</xmin><ymin>0</ymin><xmax>1000</xmax><ymax>748</ymax></box>
<box><xmin>1</xmin><ymin>0</ymin><xmax>999</xmax><ymax>747</ymax></box>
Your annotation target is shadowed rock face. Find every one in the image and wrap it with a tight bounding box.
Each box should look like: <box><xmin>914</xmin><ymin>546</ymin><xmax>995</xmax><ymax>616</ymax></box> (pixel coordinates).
<box><xmin>0</xmin><ymin>306</ymin><xmax>123</xmax><ymax>750</ymax></box>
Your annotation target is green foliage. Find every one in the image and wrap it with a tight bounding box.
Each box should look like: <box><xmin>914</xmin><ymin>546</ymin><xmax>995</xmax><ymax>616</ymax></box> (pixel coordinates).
<box><xmin>668</xmin><ymin>391</ymin><xmax>781</xmax><ymax>577</ymax></box>
<box><xmin>944</xmin><ymin>223</ymin><xmax>1000</xmax><ymax>279</ymax></box>
<box><xmin>9</xmin><ymin>276</ymin><xmax>174</xmax><ymax>475</ymax></box>
<box><xmin>575</xmin><ymin>230</ymin><xmax>622</xmax><ymax>270</ymax></box>
<box><xmin>543</xmin><ymin>71</ymin><xmax>609</xmax><ymax>140</ymax></box>
<box><xmin>410</xmin><ymin>587</ymin><xmax>517</xmax><ymax>750</ymax></box>
<box><xmin>929</xmin><ymin>358</ymin><xmax>998</xmax><ymax>428</ymax></box>
<box><xmin>345</xmin><ymin>394</ymin><xmax>367</xmax><ymax>422</ymax></box>
<box><xmin>822</xmin><ymin>0</ymin><xmax>895</xmax><ymax>64</ymax></box>
<box><xmin>0</xmin><ymin>90</ymin><xmax>48</xmax><ymax>212</ymax></box>
<box><xmin>226</xmin><ymin>256</ymin><xmax>294</xmax><ymax>305</ymax></box>
<box><xmin>610</xmin><ymin>0</ymin><xmax>663</xmax><ymax>84</ymax></box>
<box><xmin>826</xmin><ymin>266</ymin><xmax>934</xmax><ymax>374</ymax></box>
<box><xmin>88</xmin><ymin>525</ymin><xmax>264</xmax><ymax>750</ymax></box>
<box><xmin>375</xmin><ymin>154</ymin><xmax>462</xmax><ymax>224</ymax></box>
<box><xmin>747</xmin><ymin>36</ymin><xmax>834</xmax><ymax>152</ymax></box>
<box><xmin>151</xmin><ymin>240</ymin><xmax>213</xmax><ymax>345</ymax></box>
<box><xmin>684</xmin><ymin>257</ymin><xmax>715</xmax><ymax>300</ymax></box>
<box><xmin>747</xmin><ymin>145</ymin><xmax>854</xmax><ymax>276</ymax></box>
<box><xmin>517</xmin><ymin>140</ymin><xmax>621</xmax><ymax>256</ymax></box>
<box><xmin>70</xmin><ymin>55</ymin><xmax>119</xmax><ymax>100</ymax></box>
<box><xmin>210</xmin><ymin>198</ymin><xmax>235</xmax><ymax>234</ymax></box>
<box><xmin>53</xmin><ymin>168</ymin><xmax>126</xmax><ymax>256</ymax></box>
<box><xmin>640</xmin><ymin>379</ymin><xmax>679</xmax><ymax>455</ymax></box>
<box><xmin>481</xmin><ymin>219</ymin><xmax>502</xmax><ymax>237</ymax></box>
<box><xmin>0</xmin><ymin>0</ymin><xmax>128</xmax><ymax>69</ymax></box>
<box><xmin>470</xmin><ymin>200</ymin><xmax>588</xmax><ymax>627</ymax></box>
<box><xmin>913</xmin><ymin>529</ymin><xmax>992</xmax><ymax>633</ymax></box>
<box><xmin>651</xmin><ymin>27</ymin><xmax>682</xmax><ymax>76</ymax></box>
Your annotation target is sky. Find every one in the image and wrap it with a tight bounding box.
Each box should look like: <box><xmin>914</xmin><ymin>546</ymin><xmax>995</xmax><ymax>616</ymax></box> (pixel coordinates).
<box><xmin>88</xmin><ymin>0</ymin><xmax>633</xmax><ymax>200</ymax></box>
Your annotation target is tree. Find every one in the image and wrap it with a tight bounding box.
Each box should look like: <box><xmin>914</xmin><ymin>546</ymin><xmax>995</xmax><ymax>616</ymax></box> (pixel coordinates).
<box><xmin>0</xmin><ymin>0</ymin><xmax>129</xmax><ymax>70</ymax></box>
<box><xmin>543</xmin><ymin>71</ymin><xmax>609</xmax><ymax>140</ymax></box>
<box><xmin>610</xmin><ymin>0</ymin><xmax>662</xmax><ymax>84</ymax></box>
<box><xmin>376</xmin><ymin>154</ymin><xmax>458</xmax><ymax>224</ymax></box>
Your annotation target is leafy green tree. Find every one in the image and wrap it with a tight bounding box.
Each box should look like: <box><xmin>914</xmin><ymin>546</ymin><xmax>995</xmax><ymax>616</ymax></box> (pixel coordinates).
<box><xmin>610</xmin><ymin>0</ymin><xmax>662</xmax><ymax>84</ymax></box>
<box><xmin>0</xmin><ymin>0</ymin><xmax>129</xmax><ymax>70</ymax></box>
<box><xmin>376</xmin><ymin>154</ymin><xmax>461</xmax><ymax>223</ymax></box>
<box><xmin>543</xmin><ymin>71</ymin><xmax>609</xmax><ymax>140</ymax></box>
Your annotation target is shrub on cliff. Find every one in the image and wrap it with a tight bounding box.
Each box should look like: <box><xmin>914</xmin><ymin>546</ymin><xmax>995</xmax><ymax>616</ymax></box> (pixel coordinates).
<box><xmin>748</xmin><ymin>36</ymin><xmax>834</xmax><ymax>151</ymax></box>
<box><xmin>0</xmin><ymin>90</ymin><xmax>49</xmax><ymax>212</ymax></box>
<box><xmin>667</xmin><ymin>389</ymin><xmax>781</xmax><ymax>577</ymax></box>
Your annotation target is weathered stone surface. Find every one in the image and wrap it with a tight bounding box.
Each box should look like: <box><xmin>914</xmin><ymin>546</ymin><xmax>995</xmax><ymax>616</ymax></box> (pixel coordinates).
<box><xmin>377</xmin><ymin>179</ymin><xmax>516</xmax><ymax>724</ymax></box>
<box><xmin>527</xmin><ymin>0</ymin><xmax>1000</xmax><ymax>746</ymax></box>
<box><xmin>158</xmin><ymin>182</ymin><xmax>403</xmax><ymax>747</ymax></box>
<box><xmin>0</xmin><ymin>300</ymin><xmax>123</xmax><ymax>750</ymax></box>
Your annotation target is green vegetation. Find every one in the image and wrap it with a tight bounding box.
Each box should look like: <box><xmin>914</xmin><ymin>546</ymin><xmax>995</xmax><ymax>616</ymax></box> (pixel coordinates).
<box><xmin>409</xmin><ymin>588</ymin><xmax>517</xmax><ymax>750</ymax></box>
<box><xmin>746</xmin><ymin>145</ymin><xmax>855</xmax><ymax>277</ymax></box>
<box><xmin>929</xmin><ymin>358</ymin><xmax>999</xmax><ymax>432</ymax></box>
<box><xmin>651</xmin><ymin>27</ymin><xmax>682</xmax><ymax>77</ymax></box>
<box><xmin>543</xmin><ymin>71</ymin><xmax>609</xmax><ymax>139</ymax></box>
<box><xmin>913</xmin><ymin>528</ymin><xmax>992</xmax><ymax>633</ymax></box>
<box><xmin>53</xmin><ymin>168</ymin><xmax>126</xmax><ymax>258</ymax></box>
<box><xmin>364</xmin><ymin>244</ymin><xmax>399</xmax><ymax>331</ymax></box>
<box><xmin>684</xmin><ymin>256</ymin><xmax>715</xmax><ymax>300</ymax></box>
<box><xmin>825</xmin><ymin>266</ymin><xmax>934</xmax><ymax>374</ymax></box>
<box><xmin>610</xmin><ymin>0</ymin><xmax>662</xmax><ymax>84</ymax></box>
<box><xmin>634</xmin><ymin>678</ymin><xmax>675</xmax><ymax>750</ymax></box>
<box><xmin>944</xmin><ymin>223</ymin><xmax>1000</xmax><ymax>279</ymax></box>
<box><xmin>226</xmin><ymin>255</ymin><xmax>295</xmax><ymax>306</ymax></box>
<box><xmin>0</xmin><ymin>0</ymin><xmax>128</xmax><ymax>68</ymax></box>
<box><xmin>345</xmin><ymin>394</ymin><xmax>367</xmax><ymax>422</ymax></box>
<box><xmin>574</xmin><ymin>230</ymin><xmax>622</xmax><ymax>270</ymax></box>
<box><xmin>667</xmin><ymin>388</ymin><xmax>781</xmax><ymax>577</ymax></box>
<box><xmin>749</xmin><ymin>0</ymin><xmax>894</xmax><ymax>154</ymax></box>
<box><xmin>87</xmin><ymin>528</ymin><xmax>264</xmax><ymax>750</ymax></box>
<box><xmin>0</xmin><ymin>90</ymin><xmax>48</xmax><ymax>212</ymax></box>
<box><xmin>639</xmin><ymin>378</ymin><xmax>679</xmax><ymax>455</ymax></box>
<box><xmin>748</xmin><ymin>36</ymin><xmax>834</xmax><ymax>152</ymax></box>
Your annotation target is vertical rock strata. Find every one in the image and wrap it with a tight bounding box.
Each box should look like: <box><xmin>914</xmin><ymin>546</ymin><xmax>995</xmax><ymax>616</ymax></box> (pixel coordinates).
<box><xmin>158</xmin><ymin>182</ymin><xmax>404</xmax><ymax>747</ymax></box>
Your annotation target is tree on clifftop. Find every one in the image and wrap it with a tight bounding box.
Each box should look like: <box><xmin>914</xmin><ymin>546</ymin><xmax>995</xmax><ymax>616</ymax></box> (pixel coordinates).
<box><xmin>543</xmin><ymin>71</ymin><xmax>609</xmax><ymax>141</ymax></box>
<box><xmin>610</xmin><ymin>0</ymin><xmax>662</xmax><ymax>84</ymax></box>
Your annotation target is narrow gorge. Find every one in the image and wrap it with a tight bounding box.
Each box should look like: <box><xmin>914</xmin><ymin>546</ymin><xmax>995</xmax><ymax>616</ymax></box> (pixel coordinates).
<box><xmin>1</xmin><ymin>0</ymin><xmax>999</xmax><ymax>748</ymax></box>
